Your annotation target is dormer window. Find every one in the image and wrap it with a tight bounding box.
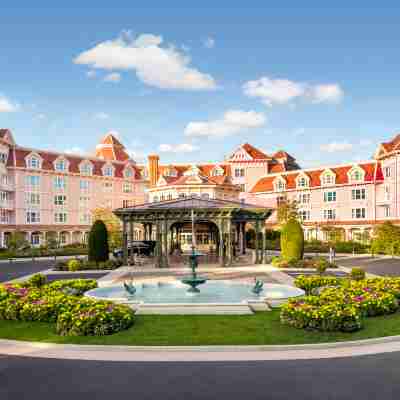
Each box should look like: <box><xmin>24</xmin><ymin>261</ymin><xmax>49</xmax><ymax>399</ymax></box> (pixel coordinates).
<box><xmin>348</xmin><ymin>166</ymin><xmax>365</xmax><ymax>183</ymax></box>
<box><xmin>79</xmin><ymin>161</ymin><xmax>93</xmax><ymax>176</ymax></box>
<box><xmin>212</xmin><ymin>165</ymin><xmax>225</xmax><ymax>176</ymax></box>
<box><xmin>27</xmin><ymin>154</ymin><xmax>42</xmax><ymax>169</ymax></box>
<box><xmin>296</xmin><ymin>174</ymin><xmax>309</xmax><ymax>189</ymax></box>
<box><xmin>124</xmin><ymin>167</ymin><xmax>133</xmax><ymax>178</ymax></box>
<box><xmin>165</xmin><ymin>167</ymin><xmax>177</xmax><ymax>177</ymax></box>
<box><xmin>0</xmin><ymin>153</ymin><xmax>7</xmax><ymax>164</ymax></box>
<box><xmin>102</xmin><ymin>164</ymin><xmax>114</xmax><ymax>177</ymax></box>
<box><xmin>54</xmin><ymin>157</ymin><xmax>68</xmax><ymax>172</ymax></box>
<box><xmin>320</xmin><ymin>169</ymin><xmax>336</xmax><ymax>186</ymax></box>
<box><xmin>274</xmin><ymin>177</ymin><xmax>286</xmax><ymax>192</ymax></box>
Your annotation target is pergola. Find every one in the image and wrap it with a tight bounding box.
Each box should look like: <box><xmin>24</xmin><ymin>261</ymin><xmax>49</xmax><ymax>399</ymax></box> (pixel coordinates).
<box><xmin>114</xmin><ymin>197</ymin><xmax>273</xmax><ymax>267</ymax></box>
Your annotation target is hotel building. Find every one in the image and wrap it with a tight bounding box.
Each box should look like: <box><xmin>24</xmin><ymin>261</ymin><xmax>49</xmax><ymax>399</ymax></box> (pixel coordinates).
<box><xmin>0</xmin><ymin>127</ymin><xmax>399</xmax><ymax>246</ymax></box>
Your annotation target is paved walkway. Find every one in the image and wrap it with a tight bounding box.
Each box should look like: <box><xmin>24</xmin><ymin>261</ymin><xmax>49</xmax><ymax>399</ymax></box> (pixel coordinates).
<box><xmin>338</xmin><ymin>256</ymin><xmax>400</xmax><ymax>276</ymax></box>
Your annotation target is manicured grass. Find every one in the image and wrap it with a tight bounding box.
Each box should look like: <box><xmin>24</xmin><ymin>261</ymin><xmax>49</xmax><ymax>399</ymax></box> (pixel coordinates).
<box><xmin>2</xmin><ymin>311</ymin><xmax>400</xmax><ymax>346</ymax></box>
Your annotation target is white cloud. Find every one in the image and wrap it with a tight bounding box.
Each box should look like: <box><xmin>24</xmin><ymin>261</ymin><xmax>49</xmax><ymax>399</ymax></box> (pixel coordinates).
<box><xmin>0</xmin><ymin>96</ymin><xmax>19</xmax><ymax>112</ymax></box>
<box><xmin>320</xmin><ymin>141</ymin><xmax>353</xmax><ymax>153</ymax></box>
<box><xmin>103</xmin><ymin>72</ymin><xmax>121</xmax><ymax>82</ymax></box>
<box><xmin>94</xmin><ymin>112</ymin><xmax>110</xmax><ymax>120</ymax></box>
<box><xmin>74</xmin><ymin>31</ymin><xmax>216</xmax><ymax>90</ymax></box>
<box><xmin>184</xmin><ymin>109</ymin><xmax>266</xmax><ymax>138</ymax></box>
<box><xmin>86</xmin><ymin>70</ymin><xmax>96</xmax><ymax>78</ymax></box>
<box><xmin>35</xmin><ymin>113</ymin><xmax>46</xmax><ymax>120</ymax></box>
<box><xmin>65</xmin><ymin>147</ymin><xmax>85</xmax><ymax>155</ymax></box>
<box><xmin>203</xmin><ymin>36</ymin><xmax>215</xmax><ymax>49</ymax></box>
<box><xmin>159</xmin><ymin>143</ymin><xmax>199</xmax><ymax>153</ymax></box>
<box><xmin>309</xmin><ymin>84</ymin><xmax>343</xmax><ymax>104</ymax></box>
<box><xmin>243</xmin><ymin>76</ymin><xmax>344</xmax><ymax>106</ymax></box>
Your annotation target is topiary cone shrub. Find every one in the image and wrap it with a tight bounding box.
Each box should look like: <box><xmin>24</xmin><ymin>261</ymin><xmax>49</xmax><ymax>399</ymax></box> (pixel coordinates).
<box><xmin>88</xmin><ymin>220</ymin><xmax>110</xmax><ymax>264</ymax></box>
<box><xmin>280</xmin><ymin>218</ymin><xmax>304</xmax><ymax>262</ymax></box>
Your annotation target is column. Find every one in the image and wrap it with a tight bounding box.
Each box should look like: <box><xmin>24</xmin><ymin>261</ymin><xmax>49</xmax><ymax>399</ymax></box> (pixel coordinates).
<box><xmin>238</xmin><ymin>222</ymin><xmax>244</xmax><ymax>255</ymax></box>
<box><xmin>122</xmin><ymin>218</ymin><xmax>128</xmax><ymax>265</ymax></box>
<box><xmin>226</xmin><ymin>218</ymin><xmax>232</xmax><ymax>266</ymax></box>
<box><xmin>129</xmin><ymin>218</ymin><xmax>134</xmax><ymax>265</ymax></box>
<box><xmin>255</xmin><ymin>220</ymin><xmax>260</xmax><ymax>264</ymax></box>
<box><xmin>262</xmin><ymin>225</ymin><xmax>267</xmax><ymax>264</ymax></box>
<box><xmin>162</xmin><ymin>218</ymin><xmax>169</xmax><ymax>267</ymax></box>
<box><xmin>155</xmin><ymin>221</ymin><xmax>162</xmax><ymax>268</ymax></box>
<box><xmin>218</xmin><ymin>219</ymin><xmax>225</xmax><ymax>267</ymax></box>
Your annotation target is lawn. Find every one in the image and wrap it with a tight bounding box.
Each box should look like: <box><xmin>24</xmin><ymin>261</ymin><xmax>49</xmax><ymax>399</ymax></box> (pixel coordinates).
<box><xmin>2</xmin><ymin>310</ymin><xmax>400</xmax><ymax>346</ymax></box>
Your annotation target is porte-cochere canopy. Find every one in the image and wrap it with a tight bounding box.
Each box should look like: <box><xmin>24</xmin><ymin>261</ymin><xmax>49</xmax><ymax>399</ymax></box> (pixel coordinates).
<box><xmin>114</xmin><ymin>197</ymin><xmax>273</xmax><ymax>267</ymax></box>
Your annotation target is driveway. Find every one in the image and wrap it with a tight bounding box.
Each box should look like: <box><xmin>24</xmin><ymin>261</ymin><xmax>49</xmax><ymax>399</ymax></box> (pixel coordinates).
<box><xmin>0</xmin><ymin>353</ymin><xmax>399</xmax><ymax>399</ymax></box>
<box><xmin>0</xmin><ymin>260</ymin><xmax>55</xmax><ymax>282</ymax></box>
<box><xmin>338</xmin><ymin>256</ymin><xmax>400</xmax><ymax>276</ymax></box>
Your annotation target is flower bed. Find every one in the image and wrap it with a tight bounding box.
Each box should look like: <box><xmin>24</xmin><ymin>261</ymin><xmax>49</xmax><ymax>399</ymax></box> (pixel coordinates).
<box><xmin>0</xmin><ymin>274</ymin><xmax>134</xmax><ymax>336</ymax></box>
<box><xmin>55</xmin><ymin>258</ymin><xmax>123</xmax><ymax>272</ymax></box>
<box><xmin>281</xmin><ymin>275</ymin><xmax>400</xmax><ymax>332</ymax></box>
<box><xmin>271</xmin><ymin>256</ymin><xmax>338</xmax><ymax>270</ymax></box>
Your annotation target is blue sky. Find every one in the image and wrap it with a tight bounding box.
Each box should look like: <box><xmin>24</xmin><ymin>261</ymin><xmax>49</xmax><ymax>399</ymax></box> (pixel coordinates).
<box><xmin>1</xmin><ymin>2</ymin><xmax>400</xmax><ymax>167</ymax></box>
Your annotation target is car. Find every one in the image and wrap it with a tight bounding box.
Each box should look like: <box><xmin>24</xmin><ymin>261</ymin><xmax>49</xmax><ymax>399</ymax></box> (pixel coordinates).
<box><xmin>113</xmin><ymin>240</ymin><xmax>156</xmax><ymax>258</ymax></box>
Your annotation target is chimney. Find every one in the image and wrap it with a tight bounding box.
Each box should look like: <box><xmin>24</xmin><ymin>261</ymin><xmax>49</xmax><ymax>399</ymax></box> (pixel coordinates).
<box><xmin>148</xmin><ymin>154</ymin><xmax>160</xmax><ymax>187</ymax></box>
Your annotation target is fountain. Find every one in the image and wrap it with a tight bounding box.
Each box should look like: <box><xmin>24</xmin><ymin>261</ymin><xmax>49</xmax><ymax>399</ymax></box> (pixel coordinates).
<box><xmin>180</xmin><ymin>210</ymin><xmax>207</xmax><ymax>293</ymax></box>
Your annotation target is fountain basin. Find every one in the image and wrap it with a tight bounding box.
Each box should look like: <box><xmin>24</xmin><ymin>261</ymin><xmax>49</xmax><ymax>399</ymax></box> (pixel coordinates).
<box><xmin>85</xmin><ymin>280</ymin><xmax>304</xmax><ymax>313</ymax></box>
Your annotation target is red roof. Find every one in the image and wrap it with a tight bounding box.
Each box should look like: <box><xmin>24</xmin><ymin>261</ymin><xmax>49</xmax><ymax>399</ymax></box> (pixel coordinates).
<box><xmin>95</xmin><ymin>133</ymin><xmax>130</xmax><ymax>162</ymax></box>
<box><xmin>13</xmin><ymin>147</ymin><xmax>140</xmax><ymax>179</ymax></box>
<box><xmin>242</xmin><ymin>143</ymin><xmax>270</xmax><ymax>160</ymax></box>
<box><xmin>251</xmin><ymin>162</ymin><xmax>381</xmax><ymax>193</ymax></box>
<box><xmin>380</xmin><ymin>134</ymin><xmax>400</xmax><ymax>154</ymax></box>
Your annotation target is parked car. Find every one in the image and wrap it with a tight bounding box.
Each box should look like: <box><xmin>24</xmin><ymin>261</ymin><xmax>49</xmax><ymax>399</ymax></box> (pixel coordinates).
<box><xmin>113</xmin><ymin>241</ymin><xmax>156</xmax><ymax>258</ymax></box>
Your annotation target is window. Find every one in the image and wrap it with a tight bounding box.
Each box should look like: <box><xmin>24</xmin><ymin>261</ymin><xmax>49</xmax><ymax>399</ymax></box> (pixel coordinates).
<box><xmin>352</xmin><ymin>208</ymin><xmax>366</xmax><ymax>219</ymax></box>
<box><xmin>26</xmin><ymin>211</ymin><xmax>40</xmax><ymax>223</ymax></box>
<box><xmin>384</xmin><ymin>206</ymin><xmax>391</xmax><ymax>218</ymax></box>
<box><xmin>0</xmin><ymin>210</ymin><xmax>10</xmax><ymax>224</ymax></box>
<box><xmin>123</xmin><ymin>182</ymin><xmax>132</xmax><ymax>193</ymax></box>
<box><xmin>25</xmin><ymin>175</ymin><xmax>40</xmax><ymax>188</ymax></box>
<box><xmin>53</xmin><ymin>176</ymin><xmax>66</xmax><ymax>191</ymax></box>
<box><xmin>80</xmin><ymin>180</ymin><xmax>90</xmax><ymax>192</ymax></box>
<box><xmin>165</xmin><ymin>168</ymin><xmax>177</xmax><ymax>177</ymax></box>
<box><xmin>298</xmin><ymin>193</ymin><xmax>310</xmax><ymax>204</ymax></box>
<box><xmin>321</xmin><ymin>173</ymin><xmax>335</xmax><ymax>186</ymax></box>
<box><xmin>276</xmin><ymin>195</ymin><xmax>286</xmax><ymax>205</ymax></box>
<box><xmin>26</xmin><ymin>192</ymin><xmax>40</xmax><ymax>206</ymax></box>
<box><xmin>54</xmin><ymin>195</ymin><xmax>67</xmax><ymax>206</ymax></box>
<box><xmin>124</xmin><ymin>168</ymin><xmax>133</xmax><ymax>178</ymax></box>
<box><xmin>235</xmin><ymin>168</ymin><xmax>245</xmax><ymax>178</ymax></box>
<box><xmin>55</xmin><ymin>159</ymin><xmax>67</xmax><ymax>172</ymax></box>
<box><xmin>384</xmin><ymin>167</ymin><xmax>391</xmax><ymax>178</ymax></box>
<box><xmin>297</xmin><ymin>176</ymin><xmax>308</xmax><ymax>188</ymax></box>
<box><xmin>167</xmin><ymin>193</ymin><xmax>173</xmax><ymax>200</ymax></box>
<box><xmin>79</xmin><ymin>196</ymin><xmax>90</xmax><ymax>208</ymax></box>
<box><xmin>324</xmin><ymin>191</ymin><xmax>337</xmax><ymax>202</ymax></box>
<box><xmin>178</xmin><ymin>193</ymin><xmax>186</xmax><ymax>199</ymax></box>
<box><xmin>0</xmin><ymin>153</ymin><xmax>7</xmax><ymax>164</ymax></box>
<box><xmin>299</xmin><ymin>210</ymin><xmax>310</xmax><ymax>221</ymax></box>
<box><xmin>201</xmin><ymin>193</ymin><xmax>210</xmax><ymax>200</ymax></box>
<box><xmin>103</xmin><ymin>165</ymin><xmax>114</xmax><ymax>177</ymax></box>
<box><xmin>103</xmin><ymin>182</ymin><xmax>113</xmax><ymax>192</ymax></box>
<box><xmin>54</xmin><ymin>212</ymin><xmax>68</xmax><ymax>223</ymax></box>
<box><xmin>0</xmin><ymin>191</ymin><xmax>9</xmax><ymax>205</ymax></box>
<box><xmin>384</xmin><ymin>186</ymin><xmax>390</xmax><ymax>201</ymax></box>
<box><xmin>350</xmin><ymin>169</ymin><xmax>363</xmax><ymax>182</ymax></box>
<box><xmin>323</xmin><ymin>209</ymin><xmax>336</xmax><ymax>220</ymax></box>
<box><xmin>80</xmin><ymin>163</ymin><xmax>92</xmax><ymax>176</ymax></box>
<box><xmin>275</xmin><ymin>180</ymin><xmax>285</xmax><ymax>192</ymax></box>
<box><xmin>27</xmin><ymin>156</ymin><xmax>41</xmax><ymax>169</ymax></box>
<box><xmin>239</xmin><ymin>184</ymin><xmax>246</xmax><ymax>192</ymax></box>
<box><xmin>352</xmin><ymin>188</ymin><xmax>366</xmax><ymax>200</ymax></box>
<box><xmin>212</xmin><ymin>167</ymin><xmax>224</xmax><ymax>177</ymax></box>
<box><xmin>79</xmin><ymin>213</ymin><xmax>91</xmax><ymax>224</ymax></box>
<box><xmin>122</xmin><ymin>200</ymin><xmax>131</xmax><ymax>208</ymax></box>
<box><xmin>31</xmin><ymin>233</ymin><xmax>41</xmax><ymax>246</ymax></box>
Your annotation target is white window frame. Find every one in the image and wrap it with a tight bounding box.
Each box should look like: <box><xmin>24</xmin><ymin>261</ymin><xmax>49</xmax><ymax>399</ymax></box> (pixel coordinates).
<box><xmin>323</xmin><ymin>209</ymin><xmax>336</xmax><ymax>220</ymax></box>
<box><xmin>352</xmin><ymin>188</ymin><xmax>366</xmax><ymax>200</ymax></box>
<box><xmin>324</xmin><ymin>191</ymin><xmax>337</xmax><ymax>202</ymax></box>
<box><xmin>352</xmin><ymin>208</ymin><xmax>366</xmax><ymax>219</ymax></box>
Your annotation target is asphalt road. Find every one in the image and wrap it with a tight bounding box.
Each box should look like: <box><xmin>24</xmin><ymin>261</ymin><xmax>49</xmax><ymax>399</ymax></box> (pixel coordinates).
<box><xmin>0</xmin><ymin>353</ymin><xmax>399</xmax><ymax>399</ymax></box>
<box><xmin>338</xmin><ymin>256</ymin><xmax>400</xmax><ymax>276</ymax></box>
<box><xmin>0</xmin><ymin>259</ymin><xmax>55</xmax><ymax>282</ymax></box>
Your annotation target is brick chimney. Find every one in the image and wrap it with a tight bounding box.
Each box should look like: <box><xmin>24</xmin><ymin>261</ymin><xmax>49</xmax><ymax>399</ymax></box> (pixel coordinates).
<box><xmin>148</xmin><ymin>154</ymin><xmax>160</xmax><ymax>187</ymax></box>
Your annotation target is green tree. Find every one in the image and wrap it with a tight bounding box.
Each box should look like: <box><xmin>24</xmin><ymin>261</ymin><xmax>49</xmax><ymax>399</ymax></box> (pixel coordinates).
<box><xmin>7</xmin><ymin>232</ymin><xmax>30</xmax><ymax>254</ymax></box>
<box><xmin>280</xmin><ymin>218</ymin><xmax>304</xmax><ymax>262</ymax></box>
<box><xmin>88</xmin><ymin>220</ymin><xmax>110</xmax><ymax>263</ymax></box>
<box><xmin>91</xmin><ymin>207</ymin><xmax>122</xmax><ymax>250</ymax></box>
<box><xmin>371</xmin><ymin>222</ymin><xmax>400</xmax><ymax>257</ymax></box>
<box><xmin>277</xmin><ymin>197</ymin><xmax>299</xmax><ymax>224</ymax></box>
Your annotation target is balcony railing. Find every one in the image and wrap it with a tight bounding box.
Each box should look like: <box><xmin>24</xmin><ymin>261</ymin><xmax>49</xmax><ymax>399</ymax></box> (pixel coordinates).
<box><xmin>0</xmin><ymin>182</ymin><xmax>14</xmax><ymax>191</ymax></box>
<box><xmin>0</xmin><ymin>201</ymin><xmax>14</xmax><ymax>210</ymax></box>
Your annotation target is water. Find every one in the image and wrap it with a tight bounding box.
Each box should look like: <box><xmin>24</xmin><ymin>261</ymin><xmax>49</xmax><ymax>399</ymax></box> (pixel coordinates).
<box><xmin>85</xmin><ymin>280</ymin><xmax>304</xmax><ymax>305</ymax></box>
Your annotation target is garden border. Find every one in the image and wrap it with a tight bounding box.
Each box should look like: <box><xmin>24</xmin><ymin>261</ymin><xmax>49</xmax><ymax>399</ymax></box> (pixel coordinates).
<box><xmin>2</xmin><ymin>334</ymin><xmax>400</xmax><ymax>361</ymax></box>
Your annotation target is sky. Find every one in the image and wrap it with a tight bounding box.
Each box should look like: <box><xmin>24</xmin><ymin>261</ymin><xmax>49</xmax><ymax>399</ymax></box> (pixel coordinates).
<box><xmin>1</xmin><ymin>2</ymin><xmax>400</xmax><ymax>167</ymax></box>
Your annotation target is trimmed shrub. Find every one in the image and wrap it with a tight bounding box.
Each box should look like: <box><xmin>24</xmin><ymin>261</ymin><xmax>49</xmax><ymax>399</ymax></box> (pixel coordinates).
<box><xmin>315</xmin><ymin>258</ymin><xmax>329</xmax><ymax>275</ymax></box>
<box><xmin>88</xmin><ymin>220</ymin><xmax>110</xmax><ymax>263</ymax></box>
<box><xmin>350</xmin><ymin>267</ymin><xmax>366</xmax><ymax>281</ymax></box>
<box><xmin>68</xmin><ymin>259</ymin><xmax>81</xmax><ymax>272</ymax></box>
<box><xmin>26</xmin><ymin>273</ymin><xmax>47</xmax><ymax>288</ymax></box>
<box><xmin>280</xmin><ymin>218</ymin><xmax>304</xmax><ymax>262</ymax></box>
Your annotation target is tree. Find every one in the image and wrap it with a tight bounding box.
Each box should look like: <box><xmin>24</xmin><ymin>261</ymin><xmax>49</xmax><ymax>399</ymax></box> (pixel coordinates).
<box><xmin>280</xmin><ymin>218</ymin><xmax>304</xmax><ymax>262</ymax></box>
<box><xmin>91</xmin><ymin>207</ymin><xmax>122</xmax><ymax>250</ymax></box>
<box><xmin>88</xmin><ymin>220</ymin><xmax>110</xmax><ymax>263</ymax></box>
<box><xmin>371</xmin><ymin>222</ymin><xmax>400</xmax><ymax>257</ymax></box>
<box><xmin>7</xmin><ymin>232</ymin><xmax>30</xmax><ymax>254</ymax></box>
<box><xmin>321</xmin><ymin>225</ymin><xmax>345</xmax><ymax>243</ymax></box>
<box><xmin>277</xmin><ymin>197</ymin><xmax>299</xmax><ymax>225</ymax></box>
